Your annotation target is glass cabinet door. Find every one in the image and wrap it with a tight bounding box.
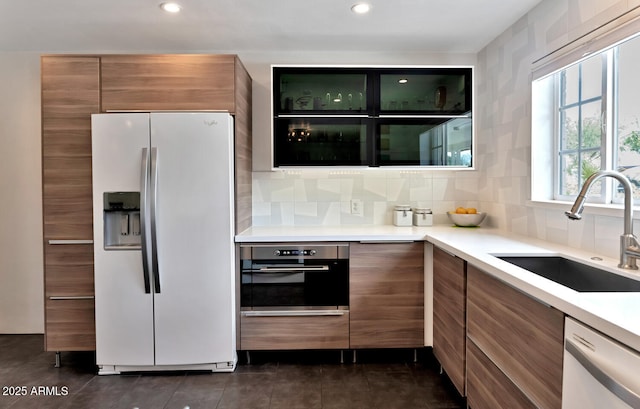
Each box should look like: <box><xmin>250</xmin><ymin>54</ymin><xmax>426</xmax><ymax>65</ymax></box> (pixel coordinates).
<box><xmin>378</xmin><ymin>68</ymin><xmax>471</xmax><ymax>114</ymax></box>
<box><xmin>274</xmin><ymin>118</ymin><xmax>370</xmax><ymax>166</ymax></box>
<box><xmin>376</xmin><ymin>117</ymin><xmax>472</xmax><ymax>166</ymax></box>
<box><xmin>272</xmin><ymin>66</ymin><xmax>474</xmax><ymax>168</ymax></box>
<box><xmin>274</xmin><ymin>68</ymin><xmax>369</xmax><ymax>114</ymax></box>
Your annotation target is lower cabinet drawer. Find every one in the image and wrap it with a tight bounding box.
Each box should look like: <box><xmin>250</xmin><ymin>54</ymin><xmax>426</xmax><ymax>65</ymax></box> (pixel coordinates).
<box><xmin>240</xmin><ymin>311</ymin><xmax>349</xmax><ymax>350</ymax></box>
<box><xmin>466</xmin><ymin>339</ymin><xmax>537</xmax><ymax>409</ymax></box>
<box><xmin>45</xmin><ymin>297</ymin><xmax>96</xmax><ymax>351</ymax></box>
<box><xmin>467</xmin><ymin>265</ymin><xmax>563</xmax><ymax>409</ymax></box>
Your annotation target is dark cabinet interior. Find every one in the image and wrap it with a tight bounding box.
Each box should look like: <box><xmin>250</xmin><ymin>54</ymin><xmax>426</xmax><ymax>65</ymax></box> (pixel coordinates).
<box><xmin>274</xmin><ymin>117</ymin><xmax>370</xmax><ymax>166</ymax></box>
<box><xmin>272</xmin><ymin>66</ymin><xmax>473</xmax><ymax>168</ymax></box>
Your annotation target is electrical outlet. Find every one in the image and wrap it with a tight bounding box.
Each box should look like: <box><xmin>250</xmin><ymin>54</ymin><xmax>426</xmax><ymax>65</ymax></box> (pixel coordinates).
<box><xmin>350</xmin><ymin>199</ymin><xmax>363</xmax><ymax>216</ymax></box>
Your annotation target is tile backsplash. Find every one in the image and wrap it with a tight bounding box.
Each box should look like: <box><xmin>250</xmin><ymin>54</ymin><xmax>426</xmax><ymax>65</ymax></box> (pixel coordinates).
<box><xmin>252</xmin><ymin>169</ymin><xmax>481</xmax><ymax>226</ymax></box>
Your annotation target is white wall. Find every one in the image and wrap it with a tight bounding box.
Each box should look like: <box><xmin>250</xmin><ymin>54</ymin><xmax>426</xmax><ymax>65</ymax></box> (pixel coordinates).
<box><xmin>0</xmin><ymin>52</ymin><xmax>44</xmax><ymax>333</ymax></box>
<box><xmin>476</xmin><ymin>0</ymin><xmax>640</xmax><ymax>258</ymax></box>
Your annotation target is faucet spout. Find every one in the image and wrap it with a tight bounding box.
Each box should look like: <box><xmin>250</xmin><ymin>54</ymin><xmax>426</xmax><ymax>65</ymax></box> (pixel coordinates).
<box><xmin>566</xmin><ymin>170</ymin><xmax>637</xmax><ymax>270</ymax></box>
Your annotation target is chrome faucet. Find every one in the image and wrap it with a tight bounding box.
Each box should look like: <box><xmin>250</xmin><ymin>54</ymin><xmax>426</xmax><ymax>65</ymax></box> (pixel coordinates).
<box><xmin>565</xmin><ymin>170</ymin><xmax>640</xmax><ymax>269</ymax></box>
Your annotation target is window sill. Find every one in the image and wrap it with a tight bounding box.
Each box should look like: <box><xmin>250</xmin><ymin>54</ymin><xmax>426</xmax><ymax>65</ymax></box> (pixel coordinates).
<box><xmin>527</xmin><ymin>199</ymin><xmax>640</xmax><ymax>219</ymax></box>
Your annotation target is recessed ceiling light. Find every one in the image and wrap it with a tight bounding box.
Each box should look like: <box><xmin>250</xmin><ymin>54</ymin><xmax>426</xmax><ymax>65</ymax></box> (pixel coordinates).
<box><xmin>398</xmin><ymin>79</ymin><xmax>408</xmax><ymax>84</ymax></box>
<box><xmin>351</xmin><ymin>3</ymin><xmax>371</xmax><ymax>14</ymax></box>
<box><xmin>159</xmin><ymin>2</ymin><xmax>181</xmax><ymax>13</ymax></box>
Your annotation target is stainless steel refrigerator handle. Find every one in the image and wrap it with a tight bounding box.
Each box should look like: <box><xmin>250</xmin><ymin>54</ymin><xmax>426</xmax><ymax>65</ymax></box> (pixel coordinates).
<box><xmin>565</xmin><ymin>338</ymin><xmax>640</xmax><ymax>408</ymax></box>
<box><xmin>140</xmin><ymin>148</ymin><xmax>151</xmax><ymax>294</ymax></box>
<box><xmin>150</xmin><ymin>147</ymin><xmax>161</xmax><ymax>294</ymax></box>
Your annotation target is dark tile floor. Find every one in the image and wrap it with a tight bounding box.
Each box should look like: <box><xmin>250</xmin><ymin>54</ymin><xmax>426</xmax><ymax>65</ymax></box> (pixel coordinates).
<box><xmin>0</xmin><ymin>335</ymin><xmax>465</xmax><ymax>409</ymax></box>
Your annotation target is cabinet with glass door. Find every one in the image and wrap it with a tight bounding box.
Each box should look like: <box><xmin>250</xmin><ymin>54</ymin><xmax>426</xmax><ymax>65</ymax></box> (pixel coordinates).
<box><xmin>272</xmin><ymin>66</ymin><xmax>473</xmax><ymax>167</ymax></box>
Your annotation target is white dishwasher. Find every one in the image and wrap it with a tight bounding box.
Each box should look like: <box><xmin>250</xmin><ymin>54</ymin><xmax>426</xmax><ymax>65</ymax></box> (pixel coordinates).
<box><xmin>562</xmin><ymin>317</ymin><xmax>640</xmax><ymax>409</ymax></box>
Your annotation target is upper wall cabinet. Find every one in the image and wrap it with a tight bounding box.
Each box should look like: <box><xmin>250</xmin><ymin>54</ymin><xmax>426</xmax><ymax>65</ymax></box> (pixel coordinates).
<box><xmin>102</xmin><ymin>54</ymin><xmax>240</xmax><ymax>112</ymax></box>
<box><xmin>272</xmin><ymin>66</ymin><xmax>473</xmax><ymax>168</ymax></box>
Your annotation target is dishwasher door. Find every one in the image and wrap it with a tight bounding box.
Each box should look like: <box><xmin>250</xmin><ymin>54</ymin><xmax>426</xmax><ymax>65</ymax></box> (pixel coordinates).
<box><xmin>562</xmin><ymin>317</ymin><xmax>640</xmax><ymax>409</ymax></box>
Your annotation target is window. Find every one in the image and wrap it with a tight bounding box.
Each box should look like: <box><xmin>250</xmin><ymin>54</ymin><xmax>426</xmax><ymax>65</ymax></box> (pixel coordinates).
<box><xmin>534</xmin><ymin>31</ymin><xmax>640</xmax><ymax>203</ymax></box>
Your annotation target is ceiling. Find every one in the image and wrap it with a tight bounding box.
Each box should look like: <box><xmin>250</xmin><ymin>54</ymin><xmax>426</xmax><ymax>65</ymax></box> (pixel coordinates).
<box><xmin>0</xmin><ymin>0</ymin><xmax>543</xmax><ymax>54</ymax></box>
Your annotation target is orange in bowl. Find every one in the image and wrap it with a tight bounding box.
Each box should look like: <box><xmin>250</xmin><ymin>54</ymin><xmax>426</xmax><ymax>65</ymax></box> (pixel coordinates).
<box><xmin>447</xmin><ymin>211</ymin><xmax>486</xmax><ymax>227</ymax></box>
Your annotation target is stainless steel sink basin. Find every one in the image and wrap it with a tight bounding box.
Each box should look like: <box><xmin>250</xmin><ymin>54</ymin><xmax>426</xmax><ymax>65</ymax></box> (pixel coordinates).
<box><xmin>497</xmin><ymin>256</ymin><xmax>640</xmax><ymax>292</ymax></box>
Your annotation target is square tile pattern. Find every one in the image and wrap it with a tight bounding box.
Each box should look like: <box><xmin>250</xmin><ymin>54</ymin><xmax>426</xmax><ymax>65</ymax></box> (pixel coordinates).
<box><xmin>0</xmin><ymin>335</ymin><xmax>464</xmax><ymax>409</ymax></box>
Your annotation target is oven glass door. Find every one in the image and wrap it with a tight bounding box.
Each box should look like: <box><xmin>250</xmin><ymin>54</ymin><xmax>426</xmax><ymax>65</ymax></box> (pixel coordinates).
<box><xmin>241</xmin><ymin>259</ymin><xmax>348</xmax><ymax>309</ymax></box>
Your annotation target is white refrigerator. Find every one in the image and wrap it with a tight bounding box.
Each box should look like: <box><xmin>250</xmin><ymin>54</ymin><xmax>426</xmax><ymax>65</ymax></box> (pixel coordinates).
<box><xmin>91</xmin><ymin>112</ymin><xmax>237</xmax><ymax>374</ymax></box>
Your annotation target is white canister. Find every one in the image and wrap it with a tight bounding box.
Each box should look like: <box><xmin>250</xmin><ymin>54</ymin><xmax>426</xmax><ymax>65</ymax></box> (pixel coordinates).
<box><xmin>393</xmin><ymin>205</ymin><xmax>413</xmax><ymax>226</ymax></box>
<box><xmin>413</xmin><ymin>208</ymin><xmax>433</xmax><ymax>226</ymax></box>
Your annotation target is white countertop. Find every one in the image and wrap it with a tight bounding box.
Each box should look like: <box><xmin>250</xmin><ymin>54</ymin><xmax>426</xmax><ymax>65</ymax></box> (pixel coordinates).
<box><xmin>235</xmin><ymin>225</ymin><xmax>434</xmax><ymax>242</ymax></box>
<box><xmin>236</xmin><ymin>224</ymin><xmax>640</xmax><ymax>353</ymax></box>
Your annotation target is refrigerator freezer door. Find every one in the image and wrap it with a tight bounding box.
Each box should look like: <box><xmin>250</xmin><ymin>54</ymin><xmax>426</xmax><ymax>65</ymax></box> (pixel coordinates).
<box><xmin>149</xmin><ymin>112</ymin><xmax>236</xmax><ymax>366</ymax></box>
<box><xmin>91</xmin><ymin>113</ymin><xmax>155</xmax><ymax>367</ymax></box>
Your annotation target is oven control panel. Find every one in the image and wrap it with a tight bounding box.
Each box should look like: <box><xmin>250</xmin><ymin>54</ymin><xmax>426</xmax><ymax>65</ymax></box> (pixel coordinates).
<box><xmin>241</xmin><ymin>243</ymin><xmax>348</xmax><ymax>261</ymax></box>
<box><xmin>274</xmin><ymin>249</ymin><xmax>317</xmax><ymax>257</ymax></box>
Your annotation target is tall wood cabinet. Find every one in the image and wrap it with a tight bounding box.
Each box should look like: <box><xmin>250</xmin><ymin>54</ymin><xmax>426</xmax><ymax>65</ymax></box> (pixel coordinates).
<box><xmin>41</xmin><ymin>54</ymin><xmax>252</xmax><ymax>354</ymax></box>
<box><xmin>42</xmin><ymin>56</ymin><xmax>100</xmax><ymax>352</ymax></box>
<box><xmin>432</xmin><ymin>246</ymin><xmax>466</xmax><ymax>396</ymax></box>
<box><xmin>349</xmin><ymin>242</ymin><xmax>424</xmax><ymax>349</ymax></box>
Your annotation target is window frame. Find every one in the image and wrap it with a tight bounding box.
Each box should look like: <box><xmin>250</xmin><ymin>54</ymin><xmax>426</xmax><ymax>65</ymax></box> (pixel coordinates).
<box><xmin>553</xmin><ymin>51</ymin><xmax>610</xmax><ymax>203</ymax></box>
<box><xmin>534</xmin><ymin>34</ymin><xmax>640</xmax><ymax>207</ymax></box>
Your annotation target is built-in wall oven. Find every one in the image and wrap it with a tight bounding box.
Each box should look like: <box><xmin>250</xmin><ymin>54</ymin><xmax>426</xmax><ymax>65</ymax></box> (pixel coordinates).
<box><xmin>240</xmin><ymin>243</ymin><xmax>349</xmax><ymax>314</ymax></box>
<box><xmin>239</xmin><ymin>243</ymin><xmax>350</xmax><ymax>356</ymax></box>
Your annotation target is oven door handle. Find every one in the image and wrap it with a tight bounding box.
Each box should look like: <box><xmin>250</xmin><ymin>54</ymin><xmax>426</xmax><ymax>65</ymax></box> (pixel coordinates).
<box><xmin>258</xmin><ymin>266</ymin><xmax>330</xmax><ymax>272</ymax></box>
<box><xmin>241</xmin><ymin>310</ymin><xmax>347</xmax><ymax>317</ymax></box>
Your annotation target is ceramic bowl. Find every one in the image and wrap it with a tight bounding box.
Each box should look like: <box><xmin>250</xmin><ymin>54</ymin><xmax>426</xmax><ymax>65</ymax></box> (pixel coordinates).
<box><xmin>447</xmin><ymin>212</ymin><xmax>487</xmax><ymax>227</ymax></box>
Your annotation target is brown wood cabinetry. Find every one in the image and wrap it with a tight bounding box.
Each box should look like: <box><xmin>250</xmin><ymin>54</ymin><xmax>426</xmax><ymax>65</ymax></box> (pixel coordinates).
<box><xmin>466</xmin><ymin>339</ymin><xmax>537</xmax><ymax>409</ymax></box>
<box><xmin>349</xmin><ymin>242</ymin><xmax>424</xmax><ymax>349</ymax></box>
<box><xmin>240</xmin><ymin>312</ymin><xmax>349</xmax><ymax>350</ymax></box>
<box><xmin>466</xmin><ymin>264</ymin><xmax>564</xmax><ymax>409</ymax></box>
<box><xmin>44</xmin><ymin>297</ymin><xmax>96</xmax><ymax>352</ymax></box>
<box><xmin>41</xmin><ymin>54</ymin><xmax>252</xmax><ymax>353</ymax></box>
<box><xmin>102</xmin><ymin>54</ymin><xmax>238</xmax><ymax>112</ymax></box>
<box><xmin>41</xmin><ymin>56</ymin><xmax>98</xmax><ymax>241</ymax></box>
<box><xmin>41</xmin><ymin>55</ymin><xmax>100</xmax><ymax>351</ymax></box>
<box><xmin>432</xmin><ymin>246</ymin><xmax>466</xmax><ymax>396</ymax></box>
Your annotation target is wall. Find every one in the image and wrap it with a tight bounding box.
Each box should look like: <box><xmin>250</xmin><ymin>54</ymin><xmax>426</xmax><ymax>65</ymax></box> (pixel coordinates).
<box><xmin>0</xmin><ymin>52</ymin><xmax>44</xmax><ymax>333</ymax></box>
<box><xmin>476</xmin><ymin>0</ymin><xmax>640</xmax><ymax>259</ymax></box>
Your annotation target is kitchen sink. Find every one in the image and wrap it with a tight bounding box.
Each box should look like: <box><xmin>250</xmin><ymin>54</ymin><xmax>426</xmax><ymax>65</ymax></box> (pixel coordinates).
<box><xmin>496</xmin><ymin>256</ymin><xmax>640</xmax><ymax>292</ymax></box>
